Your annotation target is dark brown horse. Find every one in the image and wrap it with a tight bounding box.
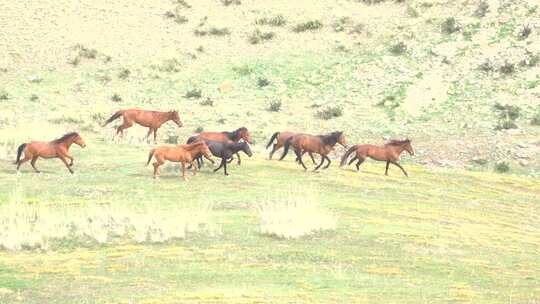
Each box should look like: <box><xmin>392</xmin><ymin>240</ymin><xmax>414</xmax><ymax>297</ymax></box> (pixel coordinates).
<box><xmin>103</xmin><ymin>109</ymin><xmax>183</xmax><ymax>141</ymax></box>
<box><xmin>190</xmin><ymin>127</ymin><xmax>251</xmax><ymax>165</ymax></box>
<box><xmin>340</xmin><ymin>139</ymin><xmax>414</xmax><ymax>177</ymax></box>
<box><xmin>266</xmin><ymin>131</ymin><xmax>317</xmax><ymax>164</ymax></box>
<box><xmin>146</xmin><ymin>141</ymin><xmax>213</xmax><ymax>180</ymax></box>
<box><xmin>14</xmin><ymin>132</ymin><xmax>86</xmax><ymax>174</ymax></box>
<box><xmin>279</xmin><ymin>131</ymin><xmax>347</xmax><ymax>171</ymax></box>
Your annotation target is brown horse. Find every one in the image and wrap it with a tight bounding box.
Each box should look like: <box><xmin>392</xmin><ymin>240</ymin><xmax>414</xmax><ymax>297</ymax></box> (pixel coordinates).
<box><xmin>266</xmin><ymin>131</ymin><xmax>317</xmax><ymax>164</ymax></box>
<box><xmin>103</xmin><ymin>109</ymin><xmax>183</xmax><ymax>141</ymax></box>
<box><xmin>14</xmin><ymin>132</ymin><xmax>86</xmax><ymax>174</ymax></box>
<box><xmin>191</xmin><ymin>127</ymin><xmax>252</xmax><ymax>165</ymax></box>
<box><xmin>146</xmin><ymin>141</ymin><xmax>213</xmax><ymax>180</ymax></box>
<box><xmin>279</xmin><ymin>131</ymin><xmax>347</xmax><ymax>171</ymax></box>
<box><xmin>340</xmin><ymin>139</ymin><xmax>414</xmax><ymax>177</ymax></box>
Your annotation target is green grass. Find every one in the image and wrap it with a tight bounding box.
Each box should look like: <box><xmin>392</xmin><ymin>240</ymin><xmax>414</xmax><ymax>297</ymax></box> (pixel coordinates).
<box><xmin>0</xmin><ymin>136</ymin><xmax>538</xmax><ymax>303</ymax></box>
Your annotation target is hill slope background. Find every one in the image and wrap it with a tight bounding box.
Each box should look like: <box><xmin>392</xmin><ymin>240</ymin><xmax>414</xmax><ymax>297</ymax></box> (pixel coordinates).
<box><xmin>1</xmin><ymin>0</ymin><xmax>539</xmax><ymax>174</ymax></box>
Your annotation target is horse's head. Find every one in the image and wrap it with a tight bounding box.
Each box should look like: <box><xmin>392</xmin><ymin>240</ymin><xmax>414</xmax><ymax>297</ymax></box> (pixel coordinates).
<box><xmin>403</xmin><ymin>138</ymin><xmax>414</xmax><ymax>156</ymax></box>
<box><xmin>239</xmin><ymin>127</ymin><xmax>252</xmax><ymax>144</ymax></box>
<box><xmin>200</xmin><ymin>141</ymin><xmax>212</xmax><ymax>158</ymax></box>
<box><xmin>170</xmin><ymin>110</ymin><xmax>183</xmax><ymax>127</ymax></box>
<box><xmin>241</xmin><ymin>142</ymin><xmax>253</xmax><ymax>157</ymax></box>
<box><xmin>336</xmin><ymin>131</ymin><xmax>347</xmax><ymax>148</ymax></box>
<box><xmin>74</xmin><ymin>133</ymin><xmax>86</xmax><ymax>148</ymax></box>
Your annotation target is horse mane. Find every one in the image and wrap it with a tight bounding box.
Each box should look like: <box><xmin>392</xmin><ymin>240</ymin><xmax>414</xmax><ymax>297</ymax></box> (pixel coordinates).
<box><xmin>385</xmin><ymin>139</ymin><xmax>410</xmax><ymax>146</ymax></box>
<box><xmin>53</xmin><ymin>132</ymin><xmax>79</xmax><ymax>143</ymax></box>
<box><xmin>223</xmin><ymin>127</ymin><xmax>247</xmax><ymax>141</ymax></box>
<box><xmin>319</xmin><ymin>131</ymin><xmax>342</xmax><ymax>145</ymax></box>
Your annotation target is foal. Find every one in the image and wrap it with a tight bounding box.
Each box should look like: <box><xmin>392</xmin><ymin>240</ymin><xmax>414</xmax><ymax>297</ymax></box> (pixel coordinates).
<box><xmin>340</xmin><ymin>139</ymin><xmax>414</xmax><ymax>177</ymax></box>
<box><xmin>14</xmin><ymin>132</ymin><xmax>86</xmax><ymax>174</ymax></box>
<box><xmin>279</xmin><ymin>131</ymin><xmax>347</xmax><ymax>171</ymax></box>
<box><xmin>103</xmin><ymin>109</ymin><xmax>183</xmax><ymax>142</ymax></box>
<box><xmin>146</xmin><ymin>141</ymin><xmax>212</xmax><ymax>180</ymax></box>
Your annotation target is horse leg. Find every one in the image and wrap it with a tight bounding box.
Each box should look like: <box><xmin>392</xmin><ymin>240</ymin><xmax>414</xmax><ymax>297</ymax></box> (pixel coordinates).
<box><xmin>348</xmin><ymin>156</ymin><xmax>358</xmax><ymax>166</ymax></box>
<box><xmin>223</xmin><ymin>158</ymin><xmax>229</xmax><ymax>176</ymax></box>
<box><xmin>268</xmin><ymin>144</ymin><xmax>278</xmax><ymax>160</ymax></box>
<box><xmin>59</xmin><ymin>155</ymin><xmax>74</xmax><ymax>174</ymax></box>
<box><xmin>323</xmin><ymin>156</ymin><xmax>332</xmax><ymax>169</ymax></box>
<box><xmin>391</xmin><ymin>161</ymin><xmax>409</xmax><ymax>177</ymax></box>
<box><xmin>153</xmin><ymin>155</ymin><xmax>164</xmax><ymax>178</ymax></box>
<box><xmin>144</xmin><ymin>128</ymin><xmax>153</xmax><ymax>142</ymax></box>
<box><xmin>313</xmin><ymin>155</ymin><xmax>326</xmax><ymax>171</ymax></box>
<box><xmin>116</xmin><ymin>120</ymin><xmax>133</xmax><ymax>138</ymax></box>
<box><xmin>385</xmin><ymin>161</ymin><xmax>390</xmax><ymax>176</ymax></box>
<box><xmin>355</xmin><ymin>158</ymin><xmax>365</xmax><ymax>171</ymax></box>
<box><xmin>295</xmin><ymin>149</ymin><xmax>307</xmax><ymax>170</ymax></box>
<box><xmin>16</xmin><ymin>155</ymin><xmax>32</xmax><ymax>172</ymax></box>
<box><xmin>236</xmin><ymin>153</ymin><xmax>241</xmax><ymax>165</ymax></box>
<box><xmin>191</xmin><ymin>161</ymin><xmax>198</xmax><ymax>176</ymax></box>
<box><xmin>203</xmin><ymin>154</ymin><xmax>214</xmax><ymax>165</ymax></box>
<box><xmin>30</xmin><ymin>156</ymin><xmax>40</xmax><ymax>173</ymax></box>
<box><xmin>181</xmin><ymin>162</ymin><xmax>187</xmax><ymax>181</ymax></box>
<box><xmin>153</xmin><ymin>128</ymin><xmax>158</xmax><ymax>143</ymax></box>
<box><xmin>213</xmin><ymin>158</ymin><xmax>225</xmax><ymax>173</ymax></box>
<box><xmin>309</xmin><ymin>152</ymin><xmax>317</xmax><ymax>165</ymax></box>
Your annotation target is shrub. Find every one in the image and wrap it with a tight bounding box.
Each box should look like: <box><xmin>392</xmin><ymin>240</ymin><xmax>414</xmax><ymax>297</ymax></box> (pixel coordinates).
<box><xmin>217</xmin><ymin>118</ymin><xmax>226</xmax><ymax>124</ymax></box>
<box><xmin>196</xmin><ymin>45</ymin><xmax>204</xmax><ymax>53</ymax></box>
<box><xmin>200</xmin><ymin>97</ymin><xmax>214</xmax><ymax>106</ymax></box>
<box><xmin>268</xmin><ymin>100</ymin><xmax>282</xmax><ymax>112</ymax></box>
<box><xmin>185</xmin><ymin>88</ymin><xmax>202</xmax><ymax>99</ymax></box>
<box><xmin>332</xmin><ymin>17</ymin><xmax>351</xmax><ymax>32</ymax></box>
<box><xmin>517</xmin><ymin>24</ymin><xmax>532</xmax><ymax>40</ymax></box>
<box><xmin>157</xmin><ymin>58</ymin><xmax>181</xmax><ymax>73</ymax></box>
<box><xmin>531</xmin><ymin>107</ymin><xmax>540</xmax><ymax>126</ymax></box>
<box><xmin>377</xmin><ymin>95</ymin><xmax>401</xmax><ymax>109</ymax></box>
<box><xmin>0</xmin><ymin>90</ymin><xmax>9</xmax><ymax>100</ymax></box>
<box><xmin>317</xmin><ymin>105</ymin><xmax>343</xmax><ymax>120</ymax></box>
<box><xmin>478</xmin><ymin>59</ymin><xmax>494</xmax><ymax>72</ymax></box>
<box><xmin>221</xmin><ymin>0</ymin><xmax>241</xmax><ymax>6</ymax></box>
<box><xmin>499</xmin><ymin>61</ymin><xmax>515</xmax><ymax>75</ymax></box>
<box><xmin>255</xmin><ymin>15</ymin><xmax>286</xmax><ymax>26</ymax></box>
<box><xmin>248</xmin><ymin>29</ymin><xmax>275</xmax><ymax>44</ymax></box>
<box><xmin>292</xmin><ymin>20</ymin><xmax>323</xmax><ymax>33</ymax></box>
<box><xmin>520</xmin><ymin>51</ymin><xmax>539</xmax><ymax>67</ymax></box>
<box><xmin>441</xmin><ymin>17</ymin><xmax>460</xmax><ymax>34</ymax></box>
<box><xmin>494</xmin><ymin>162</ymin><xmax>510</xmax><ymax>173</ymax></box>
<box><xmin>29</xmin><ymin>94</ymin><xmax>39</xmax><ymax>102</ymax></box>
<box><xmin>111</xmin><ymin>93</ymin><xmax>122</xmax><ymax>102</ymax></box>
<box><xmin>257</xmin><ymin>77</ymin><xmax>270</xmax><ymax>88</ymax></box>
<box><xmin>232</xmin><ymin>64</ymin><xmax>254</xmax><ymax>76</ymax></box>
<box><xmin>195</xmin><ymin>126</ymin><xmax>204</xmax><ymax>133</ymax></box>
<box><xmin>474</xmin><ymin>1</ymin><xmax>489</xmax><ymax>17</ymax></box>
<box><xmin>166</xmin><ymin>135</ymin><xmax>179</xmax><ymax>144</ymax></box>
<box><xmin>349</xmin><ymin>23</ymin><xmax>365</xmax><ymax>35</ymax></box>
<box><xmin>68</xmin><ymin>56</ymin><xmax>81</xmax><ymax>66</ymax></box>
<box><xmin>406</xmin><ymin>5</ymin><xmax>419</xmax><ymax>18</ymax></box>
<box><xmin>118</xmin><ymin>68</ymin><xmax>131</xmax><ymax>80</ymax></box>
<box><xmin>176</xmin><ymin>0</ymin><xmax>191</xmax><ymax>8</ymax></box>
<box><xmin>389</xmin><ymin>41</ymin><xmax>407</xmax><ymax>55</ymax></box>
<box><xmin>74</xmin><ymin>44</ymin><xmax>98</xmax><ymax>59</ymax></box>
<box><xmin>493</xmin><ymin>102</ymin><xmax>520</xmax><ymax>130</ymax></box>
<box><xmin>173</xmin><ymin>15</ymin><xmax>188</xmax><ymax>24</ymax></box>
<box><xmin>0</xmin><ymin>200</ymin><xmax>214</xmax><ymax>250</ymax></box>
<box><xmin>258</xmin><ymin>197</ymin><xmax>336</xmax><ymax>239</ymax></box>
<box><xmin>209</xmin><ymin>27</ymin><xmax>231</xmax><ymax>36</ymax></box>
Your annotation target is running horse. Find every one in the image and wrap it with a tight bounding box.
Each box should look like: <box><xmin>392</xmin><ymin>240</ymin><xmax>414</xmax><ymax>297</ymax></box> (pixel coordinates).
<box><xmin>103</xmin><ymin>108</ymin><xmax>183</xmax><ymax>142</ymax></box>
<box><xmin>188</xmin><ymin>127</ymin><xmax>252</xmax><ymax>166</ymax></box>
<box><xmin>340</xmin><ymin>138</ymin><xmax>414</xmax><ymax>177</ymax></box>
<box><xmin>279</xmin><ymin>131</ymin><xmax>347</xmax><ymax>171</ymax></box>
<box><xmin>14</xmin><ymin>132</ymin><xmax>86</xmax><ymax>174</ymax></box>
<box><xmin>146</xmin><ymin>141</ymin><xmax>213</xmax><ymax>180</ymax></box>
<box><xmin>266</xmin><ymin>131</ymin><xmax>317</xmax><ymax>164</ymax></box>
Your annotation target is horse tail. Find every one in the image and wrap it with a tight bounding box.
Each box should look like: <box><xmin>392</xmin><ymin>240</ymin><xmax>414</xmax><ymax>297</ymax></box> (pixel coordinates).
<box><xmin>102</xmin><ymin>110</ymin><xmax>124</xmax><ymax>126</ymax></box>
<box><xmin>146</xmin><ymin>149</ymin><xmax>155</xmax><ymax>166</ymax></box>
<box><xmin>265</xmin><ymin>132</ymin><xmax>279</xmax><ymax>149</ymax></box>
<box><xmin>340</xmin><ymin>145</ymin><xmax>358</xmax><ymax>167</ymax></box>
<box><xmin>186</xmin><ymin>136</ymin><xmax>198</xmax><ymax>144</ymax></box>
<box><xmin>14</xmin><ymin>143</ymin><xmax>27</xmax><ymax>164</ymax></box>
<box><xmin>279</xmin><ymin>137</ymin><xmax>293</xmax><ymax>161</ymax></box>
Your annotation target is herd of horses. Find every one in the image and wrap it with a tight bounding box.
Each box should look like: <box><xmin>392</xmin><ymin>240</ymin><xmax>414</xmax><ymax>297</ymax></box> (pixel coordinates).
<box><xmin>13</xmin><ymin>109</ymin><xmax>415</xmax><ymax>180</ymax></box>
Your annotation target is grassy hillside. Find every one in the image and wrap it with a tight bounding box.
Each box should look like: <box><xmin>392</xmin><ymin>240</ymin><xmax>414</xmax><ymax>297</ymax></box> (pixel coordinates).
<box><xmin>0</xmin><ymin>139</ymin><xmax>539</xmax><ymax>303</ymax></box>
<box><xmin>0</xmin><ymin>0</ymin><xmax>539</xmax><ymax>302</ymax></box>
